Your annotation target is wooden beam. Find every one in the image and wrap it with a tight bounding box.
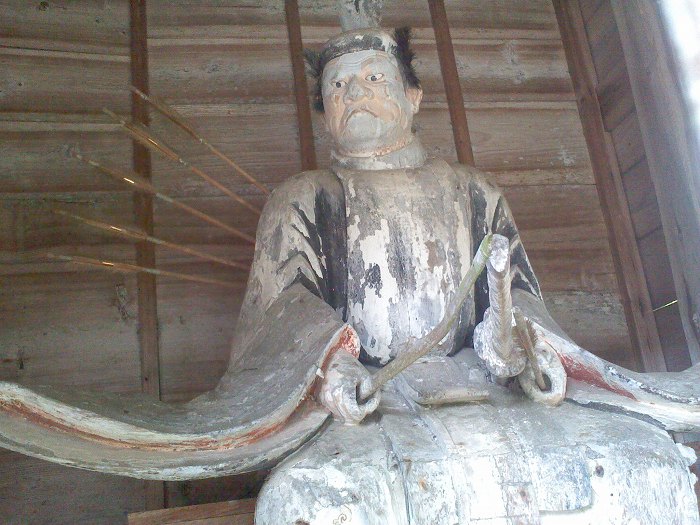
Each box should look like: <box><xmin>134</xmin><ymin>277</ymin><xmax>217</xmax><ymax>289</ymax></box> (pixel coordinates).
<box><xmin>285</xmin><ymin>0</ymin><xmax>317</xmax><ymax>171</ymax></box>
<box><xmin>129</xmin><ymin>0</ymin><xmax>165</xmax><ymax>510</ymax></box>
<box><xmin>128</xmin><ymin>498</ymin><xmax>256</xmax><ymax>525</ymax></box>
<box><xmin>428</xmin><ymin>0</ymin><xmax>475</xmax><ymax>166</ymax></box>
<box><xmin>611</xmin><ymin>0</ymin><xmax>700</xmax><ymax>364</ymax></box>
<box><xmin>552</xmin><ymin>0</ymin><xmax>667</xmax><ymax>372</ymax></box>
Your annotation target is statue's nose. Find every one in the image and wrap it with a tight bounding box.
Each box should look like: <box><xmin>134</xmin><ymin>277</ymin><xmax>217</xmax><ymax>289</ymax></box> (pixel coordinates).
<box><xmin>344</xmin><ymin>77</ymin><xmax>372</xmax><ymax>103</ymax></box>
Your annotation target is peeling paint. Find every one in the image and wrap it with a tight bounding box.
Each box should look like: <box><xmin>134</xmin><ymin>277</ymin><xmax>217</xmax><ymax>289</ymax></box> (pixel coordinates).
<box><xmin>258</xmin><ymin>368</ymin><xmax>699</xmax><ymax>524</ymax></box>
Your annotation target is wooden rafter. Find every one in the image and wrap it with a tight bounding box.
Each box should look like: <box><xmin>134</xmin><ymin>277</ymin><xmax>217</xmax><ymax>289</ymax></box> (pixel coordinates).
<box><xmin>285</xmin><ymin>0</ymin><xmax>317</xmax><ymax>171</ymax></box>
<box><xmin>130</xmin><ymin>86</ymin><xmax>270</xmax><ymax>195</ymax></box>
<box><xmin>47</xmin><ymin>253</ymin><xmax>240</xmax><ymax>288</ymax></box>
<box><xmin>428</xmin><ymin>0</ymin><xmax>475</xmax><ymax>166</ymax></box>
<box><xmin>103</xmin><ymin>108</ymin><xmax>262</xmax><ymax>216</ymax></box>
<box><xmin>129</xmin><ymin>0</ymin><xmax>165</xmax><ymax>510</ymax></box>
<box><xmin>611</xmin><ymin>0</ymin><xmax>700</xmax><ymax>364</ymax></box>
<box><xmin>553</xmin><ymin>0</ymin><xmax>667</xmax><ymax>372</ymax></box>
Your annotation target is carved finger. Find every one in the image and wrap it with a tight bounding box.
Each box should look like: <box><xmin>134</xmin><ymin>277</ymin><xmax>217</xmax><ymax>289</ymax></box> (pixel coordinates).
<box><xmin>339</xmin><ymin>385</ymin><xmax>366</xmax><ymax>424</ymax></box>
<box><xmin>359</xmin><ymin>390</ymin><xmax>380</xmax><ymax>417</ymax></box>
<box><xmin>518</xmin><ymin>342</ymin><xmax>566</xmax><ymax>406</ymax></box>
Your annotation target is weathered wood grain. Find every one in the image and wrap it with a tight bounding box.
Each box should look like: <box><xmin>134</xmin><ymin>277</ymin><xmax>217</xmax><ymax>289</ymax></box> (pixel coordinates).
<box><xmin>0</xmin><ymin>271</ymin><xmax>141</xmax><ymax>389</ymax></box>
<box><xmin>146</xmin><ymin>0</ymin><xmax>559</xmax><ymax>32</ymax></box>
<box><xmin>147</xmin><ymin>34</ymin><xmax>571</xmax><ymax>104</ymax></box>
<box><xmin>553</xmin><ymin>0</ymin><xmax>664</xmax><ymax>372</ymax></box>
<box><xmin>0</xmin><ymin>131</ymin><xmax>133</xmax><ymax>193</ymax></box>
<box><xmin>319</xmin><ymin>106</ymin><xmax>591</xmax><ymax>171</ymax></box>
<box><xmin>0</xmin><ymin>112</ymin><xmax>122</xmax><ymax>132</ymax></box>
<box><xmin>285</xmin><ymin>0</ymin><xmax>317</xmax><ymax>171</ymax></box>
<box><xmin>0</xmin><ymin>0</ymin><xmax>129</xmax><ymax>48</ymax></box>
<box><xmin>655</xmin><ymin>304</ymin><xmax>693</xmax><ymax>372</ymax></box>
<box><xmin>585</xmin><ymin>0</ymin><xmax>623</xmax><ymax>88</ymax></box>
<box><xmin>612</xmin><ymin>0</ymin><xmax>700</xmax><ymax>363</ymax></box>
<box><xmin>638</xmin><ymin>227</ymin><xmax>678</xmax><ymax>309</ymax></box>
<box><xmin>566</xmin><ymin>0</ymin><xmax>691</xmax><ymax>375</ymax></box>
<box><xmin>0</xmin><ymin>50</ymin><xmax>130</xmax><ymax>114</ymax></box>
<box><xmin>578</xmin><ymin>0</ymin><xmax>605</xmax><ymax>24</ymax></box>
<box><xmin>527</xmin><ymin>247</ymin><xmax>618</xmax><ymax>292</ymax></box>
<box><xmin>128</xmin><ymin>498</ymin><xmax>255</xmax><ymax>525</ymax></box>
<box><xmin>156</xmin><ymin>269</ymin><xmax>246</xmax><ymax>401</ymax></box>
<box><xmin>429</xmin><ymin>0</ymin><xmax>474</xmax><ymax>165</ymax></box>
<box><xmin>129</xmin><ymin>6</ymin><xmax>163</xmax><ymax>474</ymax></box>
<box><xmin>544</xmin><ymin>290</ymin><xmax>636</xmax><ymax>370</ymax></box>
<box><xmin>0</xmin><ymin>1</ymin><xmax>146</xmax><ymax>522</ymax></box>
<box><xmin>506</xmin><ymin>183</ymin><xmax>619</xmax><ymax>292</ymax></box>
<box><xmin>621</xmin><ymin>159</ymin><xmax>663</xmax><ymax>240</ymax></box>
<box><xmin>610</xmin><ymin>110</ymin><xmax>645</xmax><ymax>174</ymax></box>
<box><xmin>596</xmin><ymin>67</ymin><xmax>634</xmax><ymax>132</ymax></box>
<box><xmin>0</xmin><ymin>450</ymin><xmax>143</xmax><ymax>525</ymax></box>
<box><xmin>1</xmin><ymin>193</ymin><xmax>135</xmax><ymax>250</ymax></box>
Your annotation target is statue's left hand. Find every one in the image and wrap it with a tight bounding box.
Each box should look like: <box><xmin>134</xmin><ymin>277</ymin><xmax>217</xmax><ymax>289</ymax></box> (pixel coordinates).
<box><xmin>473</xmin><ymin>234</ymin><xmax>528</xmax><ymax>377</ymax></box>
<box><xmin>318</xmin><ymin>351</ymin><xmax>380</xmax><ymax>425</ymax></box>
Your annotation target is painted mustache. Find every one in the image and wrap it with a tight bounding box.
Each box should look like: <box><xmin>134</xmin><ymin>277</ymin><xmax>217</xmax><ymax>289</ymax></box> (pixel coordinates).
<box><xmin>340</xmin><ymin>102</ymin><xmax>400</xmax><ymax>129</ymax></box>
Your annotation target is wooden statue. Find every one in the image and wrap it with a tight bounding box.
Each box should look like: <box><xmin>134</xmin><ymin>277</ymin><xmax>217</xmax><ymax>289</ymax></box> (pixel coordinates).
<box><xmin>1</xmin><ymin>2</ymin><xmax>699</xmax><ymax>523</ymax></box>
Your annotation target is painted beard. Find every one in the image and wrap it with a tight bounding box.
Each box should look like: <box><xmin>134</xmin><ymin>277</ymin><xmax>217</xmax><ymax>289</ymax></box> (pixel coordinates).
<box><xmin>334</xmin><ymin>100</ymin><xmax>410</xmax><ymax>156</ymax></box>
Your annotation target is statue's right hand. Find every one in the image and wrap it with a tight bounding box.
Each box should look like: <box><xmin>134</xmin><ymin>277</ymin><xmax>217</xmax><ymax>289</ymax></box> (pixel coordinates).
<box><xmin>318</xmin><ymin>351</ymin><xmax>380</xmax><ymax>425</ymax></box>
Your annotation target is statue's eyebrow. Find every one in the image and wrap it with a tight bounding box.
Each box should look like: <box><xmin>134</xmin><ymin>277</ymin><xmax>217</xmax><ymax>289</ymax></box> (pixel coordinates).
<box><xmin>359</xmin><ymin>57</ymin><xmax>385</xmax><ymax>70</ymax></box>
<box><xmin>359</xmin><ymin>56</ymin><xmax>397</xmax><ymax>76</ymax></box>
<box><xmin>324</xmin><ymin>68</ymin><xmax>349</xmax><ymax>83</ymax></box>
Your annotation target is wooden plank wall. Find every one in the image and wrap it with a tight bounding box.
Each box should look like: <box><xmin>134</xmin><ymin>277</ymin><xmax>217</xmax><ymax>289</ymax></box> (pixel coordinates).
<box><xmin>0</xmin><ymin>1</ymin><xmax>149</xmax><ymax>524</ymax></box>
<box><xmin>1</xmin><ymin>1</ymin><xmax>635</xmax><ymax>523</ymax></box>
<box><xmin>574</xmin><ymin>0</ymin><xmax>691</xmax><ymax>371</ymax></box>
<box><xmin>145</xmin><ymin>0</ymin><xmax>635</xmax><ymax>373</ymax></box>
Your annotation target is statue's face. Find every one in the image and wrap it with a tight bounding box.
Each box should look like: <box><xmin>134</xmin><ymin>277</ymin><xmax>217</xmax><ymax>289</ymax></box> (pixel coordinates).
<box><xmin>322</xmin><ymin>50</ymin><xmax>423</xmax><ymax>157</ymax></box>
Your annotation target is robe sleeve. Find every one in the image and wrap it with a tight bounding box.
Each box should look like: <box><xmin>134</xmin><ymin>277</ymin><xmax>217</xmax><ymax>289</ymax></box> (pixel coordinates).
<box><xmin>454</xmin><ymin>166</ymin><xmax>570</xmax><ymax>345</ymax></box>
<box><xmin>0</xmin><ymin>170</ymin><xmax>356</xmax><ymax>480</ymax></box>
<box><xmin>458</xmin><ymin>166</ymin><xmax>556</xmax><ymax>334</ymax></box>
<box><xmin>230</xmin><ymin>169</ymin><xmax>349</xmax><ymax>359</ymax></box>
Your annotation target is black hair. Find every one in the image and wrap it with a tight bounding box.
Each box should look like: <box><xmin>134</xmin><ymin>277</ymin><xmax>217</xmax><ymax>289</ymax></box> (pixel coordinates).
<box><xmin>304</xmin><ymin>27</ymin><xmax>421</xmax><ymax>113</ymax></box>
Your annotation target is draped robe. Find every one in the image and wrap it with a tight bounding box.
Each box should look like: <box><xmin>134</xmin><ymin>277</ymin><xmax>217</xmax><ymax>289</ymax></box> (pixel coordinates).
<box><xmin>0</xmin><ymin>156</ymin><xmax>698</xmax><ymax>488</ymax></box>
<box><xmin>229</xmin><ymin>157</ymin><xmax>541</xmax><ymax>371</ymax></box>
<box><xmin>247</xmin><ymin>159</ymin><xmax>699</xmax><ymax>524</ymax></box>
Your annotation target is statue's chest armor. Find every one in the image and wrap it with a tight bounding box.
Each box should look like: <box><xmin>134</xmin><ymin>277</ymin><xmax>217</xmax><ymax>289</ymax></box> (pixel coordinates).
<box><xmin>336</xmin><ymin>159</ymin><xmax>475</xmax><ymax>364</ymax></box>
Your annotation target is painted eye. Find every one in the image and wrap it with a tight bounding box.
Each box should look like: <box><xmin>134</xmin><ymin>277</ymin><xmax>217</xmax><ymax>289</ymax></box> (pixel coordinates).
<box><xmin>333</xmin><ymin>80</ymin><xmax>346</xmax><ymax>88</ymax></box>
<box><xmin>366</xmin><ymin>73</ymin><xmax>384</xmax><ymax>82</ymax></box>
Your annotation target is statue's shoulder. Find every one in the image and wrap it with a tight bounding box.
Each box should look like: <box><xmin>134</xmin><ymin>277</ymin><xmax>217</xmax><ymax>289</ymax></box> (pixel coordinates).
<box><xmin>271</xmin><ymin>169</ymin><xmax>340</xmax><ymax>197</ymax></box>
<box><xmin>265</xmin><ymin>169</ymin><xmax>342</xmax><ymax>210</ymax></box>
<box><xmin>443</xmin><ymin>160</ymin><xmax>504</xmax><ymax>199</ymax></box>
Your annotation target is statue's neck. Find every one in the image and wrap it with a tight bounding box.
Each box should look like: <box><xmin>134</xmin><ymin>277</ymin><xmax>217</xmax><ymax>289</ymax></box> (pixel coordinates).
<box><xmin>331</xmin><ymin>136</ymin><xmax>428</xmax><ymax>171</ymax></box>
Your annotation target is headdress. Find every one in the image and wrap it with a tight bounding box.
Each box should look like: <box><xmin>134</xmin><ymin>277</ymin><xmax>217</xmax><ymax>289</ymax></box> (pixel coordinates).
<box><xmin>304</xmin><ymin>26</ymin><xmax>420</xmax><ymax>112</ymax></box>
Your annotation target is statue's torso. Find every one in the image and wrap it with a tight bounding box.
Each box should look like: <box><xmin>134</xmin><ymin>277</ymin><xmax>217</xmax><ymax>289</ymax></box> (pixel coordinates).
<box><xmin>335</xmin><ymin>158</ymin><xmax>476</xmax><ymax>365</ymax></box>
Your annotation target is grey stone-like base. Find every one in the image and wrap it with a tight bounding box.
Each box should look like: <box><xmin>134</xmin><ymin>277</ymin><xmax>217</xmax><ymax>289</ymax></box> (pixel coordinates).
<box><xmin>257</xmin><ymin>358</ymin><xmax>699</xmax><ymax>525</ymax></box>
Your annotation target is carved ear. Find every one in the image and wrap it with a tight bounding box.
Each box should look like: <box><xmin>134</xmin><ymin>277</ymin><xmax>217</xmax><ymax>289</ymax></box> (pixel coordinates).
<box><xmin>304</xmin><ymin>49</ymin><xmax>325</xmax><ymax>112</ymax></box>
<box><xmin>406</xmin><ymin>86</ymin><xmax>423</xmax><ymax>114</ymax></box>
<box><xmin>393</xmin><ymin>26</ymin><xmax>420</xmax><ymax>89</ymax></box>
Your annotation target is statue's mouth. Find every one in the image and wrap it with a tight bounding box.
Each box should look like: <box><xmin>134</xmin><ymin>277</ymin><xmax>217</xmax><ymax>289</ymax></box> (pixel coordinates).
<box><xmin>341</xmin><ymin>106</ymin><xmax>381</xmax><ymax>129</ymax></box>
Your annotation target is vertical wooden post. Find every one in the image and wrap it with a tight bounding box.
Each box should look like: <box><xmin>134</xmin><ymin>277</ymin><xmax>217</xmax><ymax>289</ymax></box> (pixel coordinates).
<box><xmin>285</xmin><ymin>0</ymin><xmax>317</xmax><ymax>171</ymax></box>
<box><xmin>611</xmin><ymin>0</ymin><xmax>700</xmax><ymax>364</ymax></box>
<box><xmin>552</xmin><ymin>0</ymin><xmax>667</xmax><ymax>372</ymax></box>
<box><xmin>428</xmin><ymin>0</ymin><xmax>474</xmax><ymax>166</ymax></box>
<box><xmin>129</xmin><ymin>0</ymin><xmax>165</xmax><ymax>509</ymax></box>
